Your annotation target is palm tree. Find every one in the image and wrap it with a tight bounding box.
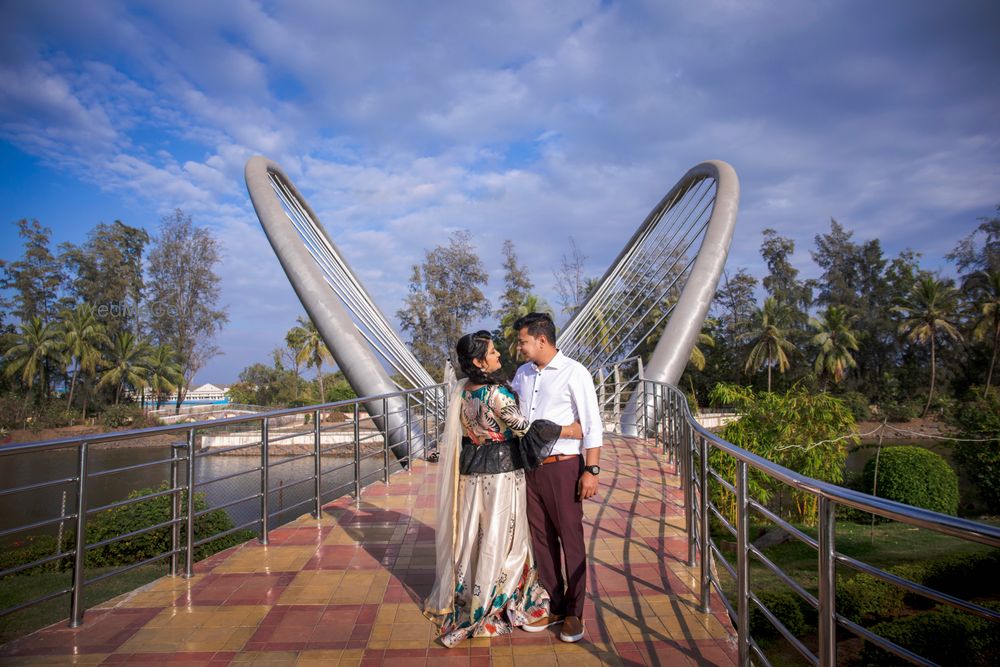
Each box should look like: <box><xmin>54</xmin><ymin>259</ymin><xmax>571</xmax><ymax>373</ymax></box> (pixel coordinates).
<box><xmin>98</xmin><ymin>331</ymin><xmax>151</xmax><ymax>404</ymax></box>
<box><xmin>894</xmin><ymin>276</ymin><xmax>962</xmax><ymax>416</ymax></box>
<box><xmin>743</xmin><ymin>297</ymin><xmax>796</xmax><ymax>392</ymax></box>
<box><xmin>689</xmin><ymin>329</ymin><xmax>716</xmax><ymax>372</ymax></box>
<box><xmin>963</xmin><ymin>269</ymin><xmax>1000</xmax><ymax>396</ymax></box>
<box><xmin>3</xmin><ymin>317</ymin><xmax>63</xmax><ymax>399</ymax></box>
<box><xmin>293</xmin><ymin>317</ymin><xmax>332</xmax><ymax>402</ymax></box>
<box><xmin>810</xmin><ymin>305</ymin><xmax>860</xmax><ymax>385</ymax></box>
<box><xmin>61</xmin><ymin>305</ymin><xmax>109</xmax><ymax>412</ymax></box>
<box><xmin>146</xmin><ymin>344</ymin><xmax>184</xmax><ymax>409</ymax></box>
<box><xmin>500</xmin><ymin>294</ymin><xmax>553</xmax><ymax>359</ymax></box>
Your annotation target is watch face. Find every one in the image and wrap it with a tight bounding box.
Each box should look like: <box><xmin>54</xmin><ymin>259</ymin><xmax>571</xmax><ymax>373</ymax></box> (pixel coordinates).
<box><xmin>586</xmin><ymin>465</ymin><xmax>600</xmax><ymax>475</ymax></box>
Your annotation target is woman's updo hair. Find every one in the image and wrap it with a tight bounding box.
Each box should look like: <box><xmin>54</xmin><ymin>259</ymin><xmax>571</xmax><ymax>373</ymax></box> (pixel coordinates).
<box><xmin>456</xmin><ymin>330</ymin><xmax>511</xmax><ymax>390</ymax></box>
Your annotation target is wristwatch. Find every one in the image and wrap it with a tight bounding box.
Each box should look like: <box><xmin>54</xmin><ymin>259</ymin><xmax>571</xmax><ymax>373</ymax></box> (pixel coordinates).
<box><xmin>584</xmin><ymin>465</ymin><xmax>601</xmax><ymax>476</ymax></box>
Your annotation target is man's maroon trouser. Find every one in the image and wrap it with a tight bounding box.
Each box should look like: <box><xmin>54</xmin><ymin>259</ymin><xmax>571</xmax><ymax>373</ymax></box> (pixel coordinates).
<box><xmin>524</xmin><ymin>456</ymin><xmax>586</xmax><ymax>617</ymax></box>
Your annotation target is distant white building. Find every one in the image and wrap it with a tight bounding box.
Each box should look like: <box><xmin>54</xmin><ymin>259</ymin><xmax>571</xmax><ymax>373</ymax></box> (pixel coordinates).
<box><xmin>153</xmin><ymin>383</ymin><xmax>231</xmax><ymax>404</ymax></box>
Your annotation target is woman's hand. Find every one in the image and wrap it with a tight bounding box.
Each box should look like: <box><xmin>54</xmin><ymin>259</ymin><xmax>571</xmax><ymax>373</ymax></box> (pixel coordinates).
<box><xmin>559</xmin><ymin>421</ymin><xmax>583</xmax><ymax>439</ymax></box>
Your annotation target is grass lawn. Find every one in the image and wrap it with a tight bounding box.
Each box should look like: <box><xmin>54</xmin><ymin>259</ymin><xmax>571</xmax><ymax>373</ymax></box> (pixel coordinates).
<box><xmin>0</xmin><ymin>563</ymin><xmax>169</xmax><ymax>647</ymax></box>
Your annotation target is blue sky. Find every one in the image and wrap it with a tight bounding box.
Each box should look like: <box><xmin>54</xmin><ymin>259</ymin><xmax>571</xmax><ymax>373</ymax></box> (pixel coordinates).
<box><xmin>1</xmin><ymin>1</ymin><xmax>998</xmax><ymax>384</ymax></box>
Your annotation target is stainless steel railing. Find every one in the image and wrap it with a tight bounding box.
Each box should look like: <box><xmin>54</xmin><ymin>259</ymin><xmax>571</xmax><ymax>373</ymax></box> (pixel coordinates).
<box><xmin>628</xmin><ymin>379</ymin><xmax>1000</xmax><ymax>667</ymax></box>
<box><xmin>0</xmin><ymin>383</ymin><xmax>446</xmax><ymax>629</ymax></box>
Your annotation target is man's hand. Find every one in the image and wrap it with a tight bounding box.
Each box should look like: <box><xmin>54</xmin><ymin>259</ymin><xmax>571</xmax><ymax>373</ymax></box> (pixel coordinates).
<box><xmin>577</xmin><ymin>471</ymin><xmax>599</xmax><ymax>500</ymax></box>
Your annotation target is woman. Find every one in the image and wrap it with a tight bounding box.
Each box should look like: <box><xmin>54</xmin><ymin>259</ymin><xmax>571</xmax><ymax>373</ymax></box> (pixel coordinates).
<box><xmin>423</xmin><ymin>330</ymin><xmax>582</xmax><ymax>647</ymax></box>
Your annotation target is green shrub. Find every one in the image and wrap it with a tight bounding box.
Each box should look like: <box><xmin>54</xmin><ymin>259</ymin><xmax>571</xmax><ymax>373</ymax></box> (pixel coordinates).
<box><xmin>750</xmin><ymin>590</ymin><xmax>807</xmax><ymax>639</ymax></box>
<box><xmin>861</xmin><ymin>603</ymin><xmax>1000</xmax><ymax>667</ymax></box>
<box><xmin>0</xmin><ymin>534</ymin><xmax>69</xmax><ymax>577</ymax></box>
<box><xmin>879</xmin><ymin>400</ymin><xmax>919</xmax><ymax>422</ymax></box>
<box><xmin>101</xmin><ymin>404</ymin><xmax>146</xmax><ymax>429</ymax></box>
<box><xmin>85</xmin><ymin>483</ymin><xmax>254</xmax><ymax>567</ymax></box>
<box><xmin>950</xmin><ymin>387</ymin><xmax>1000</xmax><ymax>512</ymax></box>
<box><xmin>862</xmin><ymin>446</ymin><xmax>959</xmax><ymax>515</ymax></box>
<box><xmin>837</xmin><ymin>550</ymin><xmax>1000</xmax><ymax>624</ymax></box>
<box><xmin>837</xmin><ymin>390</ymin><xmax>872</xmax><ymax>422</ymax></box>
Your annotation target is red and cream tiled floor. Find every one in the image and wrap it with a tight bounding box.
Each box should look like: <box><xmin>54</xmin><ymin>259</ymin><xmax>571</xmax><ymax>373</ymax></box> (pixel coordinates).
<box><xmin>0</xmin><ymin>435</ymin><xmax>736</xmax><ymax>666</ymax></box>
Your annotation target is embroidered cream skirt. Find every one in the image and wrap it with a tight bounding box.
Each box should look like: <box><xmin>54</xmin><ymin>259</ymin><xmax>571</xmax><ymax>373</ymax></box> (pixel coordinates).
<box><xmin>433</xmin><ymin>469</ymin><xmax>549</xmax><ymax>647</ymax></box>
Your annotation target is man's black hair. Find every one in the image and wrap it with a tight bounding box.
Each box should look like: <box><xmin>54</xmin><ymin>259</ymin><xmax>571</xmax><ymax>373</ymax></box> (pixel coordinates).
<box><xmin>513</xmin><ymin>312</ymin><xmax>557</xmax><ymax>345</ymax></box>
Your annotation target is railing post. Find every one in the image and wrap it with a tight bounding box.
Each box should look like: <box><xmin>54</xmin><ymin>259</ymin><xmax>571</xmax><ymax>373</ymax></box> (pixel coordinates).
<box><xmin>686</xmin><ymin>421</ymin><xmax>696</xmax><ymax>567</ymax></box>
<box><xmin>641</xmin><ymin>381</ymin><xmax>648</xmax><ymax>437</ymax></box>
<box><xmin>421</xmin><ymin>390</ymin><xmax>429</xmax><ymax>460</ymax></box>
<box><xmin>382</xmin><ymin>397</ymin><xmax>390</xmax><ymax>484</ymax></box>
<box><xmin>354</xmin><ymin>402</ymin><xmax>361</xmax><ymax>500</ymax></box>
<box><xmin>698</xmin><ymin>434</ymin><xmax>711</xmax><ymax>613</ymax></box>
<box><xmin>313</xmin><ymin>408</ymin><xmax>322</xmax><ymax>519</ymax></box>
<box><xmin>405</xmin><ymin>393</ymin><xmax>412</xmax><ymax>472</ymax></box>
<box><xmin>818</xmin><ymin>497</ymin><xmax>837</xmax><ymax>666</ymax></box>
<box><xmin>68</xmin><ymin>441</ymin><xmax>89</xmax><ymax>627</ymax></box>
<box><xmin>736</xmin><ymin>460</ymin><xmax>750</xmax><ymax>667</ymax></box>
<box><xmin>170</xmin><ymin>442</ymin><xmax>184</xmax><ymax>576</ymax></box>
<box><xmin>651</xmin><ymin>383</ymin><xmax>660</xmax><ymax>451</ymax></box>
<box><xmin>184</xmin><ymin>427</ymin><xmax>196</xmax><ymax>577</ymax></box>
<box><xmin>260</xmin><ymin>417</ymin><xmax>269</xmax><ymax>544</ymax></box>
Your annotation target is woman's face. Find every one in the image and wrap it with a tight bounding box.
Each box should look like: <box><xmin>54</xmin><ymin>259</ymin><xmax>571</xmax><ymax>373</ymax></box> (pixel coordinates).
<box><xmin>475</xmin><ymin>340</ymin><xmax>502</xmax><ymax>374</ymax></box>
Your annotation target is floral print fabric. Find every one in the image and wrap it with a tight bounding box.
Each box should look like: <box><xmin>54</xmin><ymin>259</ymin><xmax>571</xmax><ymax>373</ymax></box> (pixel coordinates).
<box><xmin>433</xmin><ymin>384</ymin><xmax>550</xmax><ymax>647</ymax></box>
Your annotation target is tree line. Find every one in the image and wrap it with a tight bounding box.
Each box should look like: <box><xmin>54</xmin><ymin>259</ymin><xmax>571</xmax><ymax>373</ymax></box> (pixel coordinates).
<box><xmin>695</xmin><ymin>209</ymin><xmax>1000</xmax><ymax>420</ymax></box>
<box><xmin>395</xmin><ymin>208</ymin><xmax>1000</xmax><ymax>422</ymax></box>
<box><xmin>0</xmin><ymin>211</ymin><xmax>227</xmax><ymax>431</ymax></box>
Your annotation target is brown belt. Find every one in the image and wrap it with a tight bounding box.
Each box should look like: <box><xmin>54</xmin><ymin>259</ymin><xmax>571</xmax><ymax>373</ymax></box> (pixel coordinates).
<box><xmin>540</xmin><ymin>454</ymin><xmax>580</xmax><ymax>465</ymax></box>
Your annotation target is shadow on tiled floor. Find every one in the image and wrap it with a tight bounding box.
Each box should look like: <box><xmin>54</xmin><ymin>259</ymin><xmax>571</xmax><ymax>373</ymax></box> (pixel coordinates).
<box><xmin>0</xmin><ymin>435</ymin><xmax>736</xmax><ymax>666</ymax></box>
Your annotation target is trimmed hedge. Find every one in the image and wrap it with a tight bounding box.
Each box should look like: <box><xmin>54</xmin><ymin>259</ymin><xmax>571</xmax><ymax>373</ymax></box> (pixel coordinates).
<box><xmin>862</xmin><ymin>446</ymin><xmax>959</xmax><ymax>515</ymax></box>
<box><xmin>750</xmin><ymin>590</ymin><xmax>807</xmax><ymax>639</ymax></box>
<box><xmin>837</xmin><ymin>550</ymin><xmax>1000</xmax><ymax>624</ymax></box>
<box><xmin>861</xmin><ymin>603</ymin><xmax>1000</xmax><ymax>667</ymax></box>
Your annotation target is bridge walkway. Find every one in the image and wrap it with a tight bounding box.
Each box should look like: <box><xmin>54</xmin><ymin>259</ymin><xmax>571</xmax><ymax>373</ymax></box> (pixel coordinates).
<box><xmin>0</xmin><ymin>434</ymin><xmax>736</xmax><ymax>666</ymax></box>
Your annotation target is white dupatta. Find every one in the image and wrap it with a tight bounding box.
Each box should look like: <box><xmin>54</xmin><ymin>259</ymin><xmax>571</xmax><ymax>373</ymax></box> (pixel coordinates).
<box><xmin>422</xmin><ymin>378</ymin><xmax>468</xmax><ymax>622</ymax></box>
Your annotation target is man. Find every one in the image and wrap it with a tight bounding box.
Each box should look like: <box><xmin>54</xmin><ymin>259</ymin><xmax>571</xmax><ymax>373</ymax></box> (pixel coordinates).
<box><xmin>511</xmin><ymin>312</ymin><xmax>603</xmax><ymax>643</ymax></box>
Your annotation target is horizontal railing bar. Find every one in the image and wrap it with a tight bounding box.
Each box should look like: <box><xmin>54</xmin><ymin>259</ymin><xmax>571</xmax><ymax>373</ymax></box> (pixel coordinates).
<box><xmin>750</xmin><ymin>591</ymin><xmax>819</xmax><ymax>665</ymax></box>
<box><xmin>0</xmin><ymin>384</ymin><xmax>446</xmax><ymax>456</ymax></box>
<box><xmin>193</xmin><ymin>466</ymin><xmax>263</xmax><ymax>488</ymax></box>
<box><xmin>692</xmin><ymin>419</ymin><xmax>1000</xmax><ymax>548</ymax></box>
<box><xmin>836</xmin><ymin>552</ymin><xmax>1000</xmax><ymax>622</ymax></box>
<box><xmin>89</xmin><ymin>455</ymin><xmax>179</xmax><ymax>479</ymax></box>
<box><xmin>85</xmin><ymin>549</ymin><xmax>179</xmax><ymax>585</ymax></box>
<box><xmin>836</xmin><ymin>614</ymin><xmax>935</xmax><ymax>666</ymax></box>
<box><xmin>267</xmin><ymin>496</ymin><xmax>314</xmax><ymax>519</ymax></box>
<box><xmin>708</xmin><ymin>469</ymin><xmax>735</xmax><ymax>496</ymax></box>
<box><xmin>195</xmin><ymin>441</ymin><xmax>263</xmax><ymax>457</ymax></box>
<box><xmin>710</xmin><ymin>575</ymin><xmax>738</xmax><ymax>620</ymax></box>
<box><xmin>193</xmin><ymin>519</ymin><xmax>260</xmax><ymax>547</ymax></box>
<box><xmin>0</xmin><ymin>549</ymin><xmax>74</xmax><ymax>578</ymax></box>
<box><xmin>87</xmin><ymin>486</ymin><xmax>179</xmax><ymax>515</ymax></box>
<box><xmin>268</xmin><ymin>475</ymin><xmax>315</xmax><ymax>495</ymax></box>
<box><xmin>267</xmin><ymin>451</ymin><xmax>316</xmax><ymax>468</ymax></box>
<box><xmin>0</xmin><ymin>475</ymin><xmax>79</xmax><ymax>498</ymax></box>
<box><xmin>748</xmin><ymin>499</ymin><xmax>819</xmax><ymax>550</ymax></box>
<box><xmin>85</xmin><ymin>517</ymin><xmax>183</xmax><ymax>551</ymax></box>
<box><xmin>709</xmin><ymin>543</ymin><xmax>737</xmax><ymax>581</ymax></box>
<box><xmin>0</xmin><ymin>513</ymin><xmax>79</xmax><ymax>540</ymax></box>
<box><xmin>747</xmin><ymin>544</ymin><xmax>819</xmax><ymax>610</ymax></box>
<box><xmin>267</xmin><ymin>430</ymin><xmax>313</xmax><ymax>444</ymax></box>
<box><xmin>708</xmin><ymin>505</ymin><xmax>737</xmax><ymax>538</ymax></box>
<box><xmin>0</xmin><ymin>587</ymin><xmax>72</xmax><ymax>619</ymax></box>
<box><xmin>318</xmin><ymin>442</ymin><xmax>354</xmax><ymax>455</ymax></box>
<box><xmin>321</xmin><ymin>461</ymin><xmax>356</xmax><ymax>476</ymax></box>
<box><xmin>193</xmin><ymin>492</ymin><xmax>262</xmax><ymax>518</ymax></box>
<box><xmin>320</xmin><ymin>479</ymin><xmax>357</xmax><ymax>502</ymax></box>
<box><xmin>749</xmin><ymin>639</ymin><xmax>775</xmax><ymax>667</ymax></box>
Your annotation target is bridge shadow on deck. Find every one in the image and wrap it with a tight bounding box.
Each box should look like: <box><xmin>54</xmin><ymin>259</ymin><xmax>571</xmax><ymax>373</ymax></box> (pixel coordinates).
<box><xmin>0</xmin><ymin>434</ymin><xmax>736</xmax><ymax>666</ymax></box>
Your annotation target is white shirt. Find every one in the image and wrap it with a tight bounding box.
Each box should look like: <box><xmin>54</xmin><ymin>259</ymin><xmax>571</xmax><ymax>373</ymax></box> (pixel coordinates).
<box><xmin>511</xmin><ymin>350</ymin><xmax>603</xmax><ymax>456</ymax></box>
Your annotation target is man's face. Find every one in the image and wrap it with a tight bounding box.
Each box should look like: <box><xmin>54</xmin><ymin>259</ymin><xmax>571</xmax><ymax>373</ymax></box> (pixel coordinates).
<box><xmin>516</xmin><ymin>328</ymin><xmax>545</xmax><ymax>363</ymax></box>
